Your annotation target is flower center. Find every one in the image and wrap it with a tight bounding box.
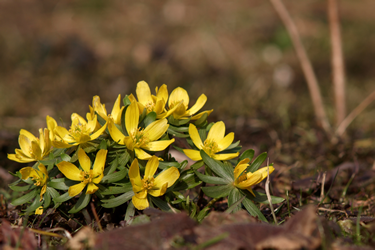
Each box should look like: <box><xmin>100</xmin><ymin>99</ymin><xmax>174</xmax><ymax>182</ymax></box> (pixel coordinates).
<box><xmin>144</xmin><ymin>101</ymin><xmax>155</xmax><ymax>113</ymax></box>
<box><xmin>80</xmin><ymin>170</ymin><xmax>96</xmax><ymax>184</ymax></box>
<box><xmin>69</xmin><ymin>121</ymin><xmax>89</xmax><ymax>141</ymax></box>
<box><xmin>202</xmin><ymin>139</ymin><xmax>219</xmax><ymax>157</ymax></box>
<box><xmin>142</xmin><ymin>177</ymin><xmax>155</xmax><ymax>190</ymax></box>
<box><xmin>130</xmin><ymin>128</ymin><xmax>150</xmax><ymax>148</ymax></box>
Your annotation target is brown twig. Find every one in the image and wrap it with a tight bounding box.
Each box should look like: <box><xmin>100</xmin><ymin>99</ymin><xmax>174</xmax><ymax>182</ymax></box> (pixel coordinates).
<box><xmin>336</xmin><ymin>89</ymin><xmax>375</xmax><ymax>137</ymax></box>
<box><xmin>268</xmin><ymin>0</ymin><xmax>331</xmax><ymax>133</ymax></box>
<box><xmin>90</xmin><ymin>202</ymin><xmax>103</xmax><ymax>232</ymax></box>
<box><xmin>328</xmin><ymin>0</ymin><xmax>346</xmax><ymax>126</ymax></box>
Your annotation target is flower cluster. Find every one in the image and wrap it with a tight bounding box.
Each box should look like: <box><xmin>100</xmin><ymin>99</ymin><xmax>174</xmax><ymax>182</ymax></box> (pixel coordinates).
<box><xmin>8</xmin><ymin>81</ymin><xmax>281</xmax><ymax>221</ymax></box>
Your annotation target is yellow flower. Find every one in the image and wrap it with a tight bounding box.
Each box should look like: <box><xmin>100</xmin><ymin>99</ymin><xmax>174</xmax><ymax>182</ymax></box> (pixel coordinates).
<box><xmin>128</xmin><ymin>81</ymin><xmax>179</xmax><ymax>119</ymax></box>
<box><xmin>35</xmin><ymin>206</ymin><xmax>44</xmax><ymax>215</ymax></box>
<box><xmin>233</xmin><ymin>159</ymin><xmax>275</xmax><ymax>196</ymax></box>
<box><xmin>47</xmin><ymin>113</ymin><xmax>107</xmax><ymax>148</ymax></box>
<box><xmin>183</xmin><ymin>122</ymin><xmax>239</xmax><ymax>161</ymax></box>
<box><xmin>88</xmin><ymin>95</ymin><xmax>124</xmax><ymax>125</ymax></box>
<box><xmin>108</xmin><ymin>101</ymin><xmax>175</xmax><ymax>160</ymax></box>
<box><xmin>8</xmin><ymin>129</ymin><xmax>52</xmax><ymax>163</ymax></box>
<box><xmin>19</xmin><ymin>163</ymin><xmax>48</xmax><ymax>201</ymax></box>
<box><xmin>167</xmin><ymin>87</ymin><xmax>213</xmax><ymax>120</ymax></box>
<box><xmin>57</xmin><ymin>149</ymin><xmax>107</xmax><ymax>197</ymax></box>
<box><xmin>129</xmin><ymin>156</ymin><xmax>180</xmax><ymax>210</ymax></box>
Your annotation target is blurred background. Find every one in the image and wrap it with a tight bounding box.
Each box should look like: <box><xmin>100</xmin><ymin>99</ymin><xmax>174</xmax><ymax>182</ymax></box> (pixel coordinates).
<box><xmin>1</xmin><ymin>0</ymin><xmax>375</xmax><ymax>172</ymax></box>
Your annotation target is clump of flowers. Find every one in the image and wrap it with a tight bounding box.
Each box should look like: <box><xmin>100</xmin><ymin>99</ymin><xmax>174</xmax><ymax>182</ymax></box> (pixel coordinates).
<box><xmin>8</xmin><ymin>81</ymin><xmax>282</xmax><ymax>222</ymax></box>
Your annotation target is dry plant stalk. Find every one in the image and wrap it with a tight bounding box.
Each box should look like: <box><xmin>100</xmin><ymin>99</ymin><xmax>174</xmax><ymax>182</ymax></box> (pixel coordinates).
<box><xmin>269</xmin><ymin>0</ymin><xmax>330</xmax><ymax>133</ymax></box>
<box><xmin>328</xmin><ymin>0</ymin><xmax>346</xmax><ymax>126</ymax></box>
<box><xmin>265</xmin><ymin>159</ymin><xmax>277</xmax><ymax>224</ymax></box>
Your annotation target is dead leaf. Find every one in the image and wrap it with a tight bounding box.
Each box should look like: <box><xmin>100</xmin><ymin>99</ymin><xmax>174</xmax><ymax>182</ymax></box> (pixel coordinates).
<box><xmin>94</xmin><ymin>212</ymin><xmax>196</xmax><ymax>250</ymax></box>
<box><xmin>67</xmin><ymin>226</ymin><xmax>96</xmax><ymax>250</ymax></box>
<box><xmin>0</xmin><ymin>220</ymin><xmax>37</xmax><ymax>250</ymax></box>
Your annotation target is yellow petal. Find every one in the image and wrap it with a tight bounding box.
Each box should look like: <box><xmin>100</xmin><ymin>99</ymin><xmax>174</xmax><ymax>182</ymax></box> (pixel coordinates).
<box><xmin>206</xmin><ymin>122</ymin><xmax>225</xmax><ymax>142</ymax></box>
<box><xmin>38</xmin><ymin>129</ymin><xmax>46</xmax><ymax>153</ymax></box>
<box><xmin>57</xmin><ymin>162</ymin><xmax>84</xmax><ymax>181</ymax></box>
<box><xmin>132</xmin><ymin>184</ymin><xmax>147</xmax><ymax>199</ymax></box>
<box><xmin>20</xmin><ymin>167</ymin><xmax>38</xmax><ymax>180</ymax></box>
<box><xmin>191</xmin><ymin>110</ymin><xmax>213</xmax><ymax>120</ymax></box>
<box><xmin>188</xmin><ymin>124</ymin><xmax>203</xmax><ymax>149</ymax></box>
<box><xmin>86</xmin><ymin>115</ymin><xmax>98</xmax><ymax>133</ymax></box>
<box><xmin>185</xmin><ymin>94</ymin><xmax>207</xmax><ymax>116</ymax></box>
<box><xmin>111</xmin><ymin>94</ymin><xmax>124</xmax><ymax>124</ymax></box>
<box><xmin>148</xmin><ymin>182</ymin><xmax>168</xmax><ymax>197</ymax></box>
<box><xmin>78</xmin><ymin>149</ymin><xmax>91</xmax><ymax>172</ymax></box>
<box><xmin>35</xmin><ymin>206</ymin><xmax>43</xmax><ymax>215</ymax></box>
<box><xmin>134</xmin><ymin>148</ymin><xmax>153</xmax><ymax>160</ymax></box>
<box><xmin>172</xmin><ymin>102</ymin><xmax>187</xmax><ymax>118</ymax></box>
<box><xmin>7</xmin><ymin>153</ymin><xmax>32</xmax><ymax>163</ymax></box>
<box><xmin>108</xmin><ymin>119</ymin><xmax>125</xmax><ymax>144</ymax></box>
<box><xmin>183</xmin><ymin>149</ymin><xmax>202</xmax><ymax>161</ymax></box>
<box><xmin>144</xmin><ymin>156</ymin><xmax>159</xmax><ymax>179</ymax></box>
<box><xmin>169</xmin><ymin>87</ymin><xmax>189</xmax><ymax>108</ymax></box>
<box><xmin>92</xmin><ymin>149</ymin><xmax>107</xmax><ymax>176</ymax></box>
<box><xmin>71</xmin><ymin>113</ymin><xmax>87</xmax><ymax>126</ymax></box>
<box><xmin>144</xmin><ymin>119</ymin><xmax>169</xmax><ymax>142</ymax></box>
<box><xmin>236</xmin><ymin>172</ymin><xmax>263</xmax><ymax>190</ymax></box>
<box><xmin>154</xmin><ymin>167</ymin><xmax>180</xmax><ymax>189</ymax></box>
<box><xmin>233</xmin><ymin>159</ymin><xmax>250</xmax><ymax>180</ymax></box>
<box><xmin>54</xmin><ymin>126</ymin><xmax>70</xmax><ymax>140</ymax></box>
<box><xmin>40</xmin><ymin>185</ymin><xmax>47</xmax><ymax>201</ymax></box>
<box><xmin>247</xmin><ymin>166</ymin><xmax>275</xmax><ymax>186</ymax></box>
<box><xmin>68</xmin><ymin>182</ymin><xmax>87</xmax><ymax>197</ymax></box>
<box><xmin>212</xmin><ymin>152</ymin><xmax>239</xmax><ymax>161</ymax></box>
<box><xmin>20</xmin><ymin>129</ymin><xmax>37</xmax><ymax>142</ymax></box>
<box><xmin>89</xmin><ymin>120</ymin><xmax>107</xmax><ymax>140</ymax></box>
<box><xmin>18</xmin><ymin>134</ymin><xmax>32</xmax><ymax>158</ymax></box>
<box><xmin>136</xmin><ymin>81</ymin><xmax>153</xmax><ymax>105</ymax></box>
<box><xmin>129</xmin><ymin>159</ymin><xmax>143</xmax><ymax>187</ymax></box>
<box><xmin>13</xmin><ymin>149</ymin><xmax>34</xmax><ymax>162</ymax></box>
<box><xmin>142</xmin><ymin>139</ymin><xmax>175</xmax><ymax>152</ymax></box>
<box><xmin>156</xmin><ymin>84</ymin><xmax>168</xmax><ymax>103</ymax></box>
<box><xmin>132</xmin><ymin>195</ymin><xmax>149</xmax><ymax>210</ymax></box>
<box><xmin>31</xmin><ymin>141</ymin><xmax>42</xmax><ymax>160</ymax></box>
<box><xmin>125</xmin><ymin>102</ymin><xmax>140</xmax><ymax>134</ymax></box>
<box><xmin>86</xmin><ymin>183</ymin><xmax>99</xmax><ymax>194</ymax></box>
<box><xmin>153</xmin><ymin>100</ymin><xmax>165</xmax><ymax>115</ymax></box>
<box><xmin>217</xmin><ymin>132</ymin><xmax>235</xmax><ymax>152</ymax></box>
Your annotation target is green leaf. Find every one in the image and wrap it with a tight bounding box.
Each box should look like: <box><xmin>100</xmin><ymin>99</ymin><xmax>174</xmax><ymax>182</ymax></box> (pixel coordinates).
<box><xmin>193</xmin><ymin>170</ymin><xmax>230</xmax><ymax>185</ymax></box>
<box><xmin>142</xmin><ymin>111</ymin><xmax>157</xmax><ymax>128</ymax></box>
<box><xmin>198</xmin><ymin>128</ymin><xmax>207</xmax><ymax>142</ymax></box>
<box><xmin>150</xmin><ymin>196</ymin><xmax>172</xmax><ymax>212</ymax></box>
<box><xmin>167</xmin><ymin>128</ymin><xmax>189</xmax><ymax>138</ymax></box>
<box><xmin>43</xmin><ymin>191</ymin><xmax>51</xmax><ymax>209</ymax></box>
<box><xmin>99</xmin><ymin>139</ymin><xmax>108</xmax><ymax>150</ymax></box>
<box><xmin>247</xmin><ymin>190</ymin><xmax>285</xmax><ymax>204</ymax></box>
<box><xmin>59</xmin><ymin>153</ymin><xmax>71</xmax><ymax>163</ymax></box>
<box><xmin>96</xmin><ymin>114</ymin><xmax>107</xmax><ymax>128</ymax></box>
<box><xmin>99</xmin><ymin>182</ymin><xmax>133</xmax><ymax>195</ymax></box>
<box><xmin>202</xmin><ymin>184</ymin><xmax>234</xmax><ymax>198</ymax></box>
<box><xmin>225</xmin><ymin>140</ymin><xmax>241</xmax><ymax>150</ymax></box>
<box><xmin>69</xmin><ymin>193</ymin><xmax>91</xmax><ymax>213</ymax></box>
<box><xmin>247</xmin><ymin>152</ymin><xmax>267</xmax><ymax>173</ymax></box>
<box><xmin>168</xmin><ymin>116</ymin><xmax>191</xmax><ymax>126</ymax></box>
<box><xmin>173</xmin><ymin>171</ymin><xmax>202</xmax><ymax>191</ymax></box>
<box><xmin>53</xmin><ymin>192</ymin><xmax>73</xmax><ymax>204</ymax></box>
<box><xmin>242</xmin><ymin>197</ymin><xmax>267</xmax><ymax>222</ymax></box>
<box><xmin>48</xmin><ymin>178</ymin><xmax>69</xmax><ymax>190</ymax></box>
<box><xmin>25</xmin><ymin>197</ymin><xmax>43</xmax><ymax>215</ymax></box>
<box><xmin>124</xmin><ymin>202</ymin><xmax>135</xmax><ymax>225</ymax></box>
<box><xmin>104</xmin><ymin>156</ymin><xmax>119</xmax><ymax>176</ymax></box>
<box><xmin>11</xmin><ymin>189</ymin><xmax>38</xmax><ymax>206</ymax></box>
<box><xmin>46</xmin><ymin>187</ymin><xmax>60</xmax><ymax>201</ymax></box>
<box><xmin>197</xmin><ymin>207</ymin><xmax>210</xmax><ymax>222</ymax></box>
<box><xmin>168</xmin><ymin>125</ymin><xmax>189</xmax><ymax>133</ymax></box>
<box><xmin>158</xmin><ymin>161</ymin><xmax>180</xmax><ymax>170</ymax></box>
<box><xmin>9</xmin><ymin>184</ymin><xmax>35</xmax><ymax>192</ymax></box>
<box><xmin>225</xmin><ymin>194</ymin><xmax>245</xmax><ymax>214</ymax></box>
<box><xmin>123</xmin><ymin>95</ymin><xmax>131</xmax><ymax>107</ymax></box>
<box><xmin>227</xmin><ymin>188</ymin><xmax>244</xmax><ymax>213</ymax></box>
<box><xmin>201</xmin><ymin>151</ymin><xmax>233</xmax><ymax>181</ymax></box>
<box><xmin>194</xmin><ymin>112</ymin><xmax>208</xmax><ymax>127</ymax></box>
<box><xmin>101</xmin><ymin>191</ymin><xmax>134</xmax><ymax>208</ymax></box>
<box><xmin>101</xmin><ymin>168</ymin><xmax>128</xmax><ymax>184</ymax></box>
<box><xmin>118</xmin><ymin>151</ymin><xmax>131</xmax><ymax>168</ymax></box>
<box><xmin>239</xmin><ymin>149</ymin><xmax>255</xmax><ymax>163</ymax></box>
